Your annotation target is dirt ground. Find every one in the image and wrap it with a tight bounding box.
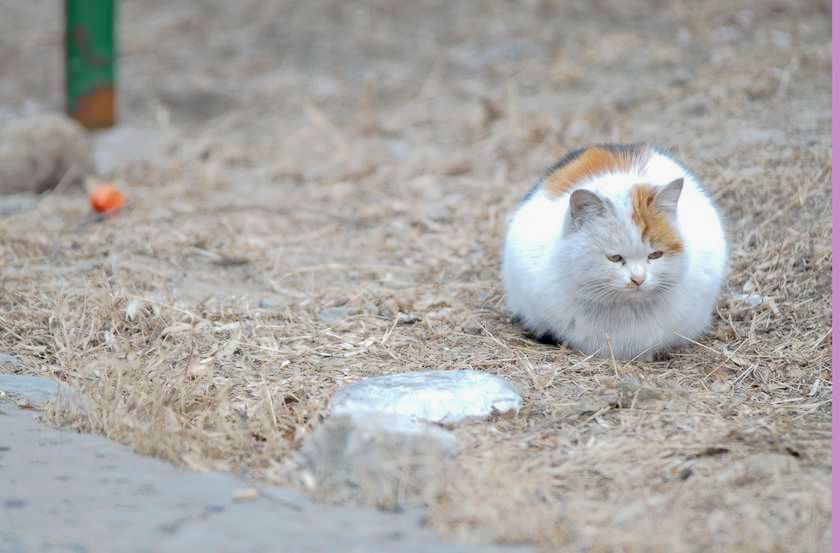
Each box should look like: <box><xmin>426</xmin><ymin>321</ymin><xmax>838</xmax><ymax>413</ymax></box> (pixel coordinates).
<box><xmin>0</xmin><ymin>1</ymin><xmax>831</xmax><ymax>551</ymax></box>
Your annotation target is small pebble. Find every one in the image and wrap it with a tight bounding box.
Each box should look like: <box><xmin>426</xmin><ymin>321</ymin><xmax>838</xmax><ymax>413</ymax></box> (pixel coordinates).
<box><xmin>319</xmin><ymin>307</ymin><xmax>354</xmax><ymax>324</ymax></box>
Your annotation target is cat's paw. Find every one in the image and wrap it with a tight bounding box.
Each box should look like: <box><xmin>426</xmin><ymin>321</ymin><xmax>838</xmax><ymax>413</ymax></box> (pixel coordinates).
<box><xmin>652</xmin><ymin>350</ymin><xmax>671</xmax><ymax>362</ymax></box>
<box><xmin>534</xmin><ymin>332</ymin><xmax>563</xmax><ymax>346</ymax></box>
<box><xmin>522</xmin><ymin>328</ymin><xmax>563</xmax><ymax>346</ymax></box>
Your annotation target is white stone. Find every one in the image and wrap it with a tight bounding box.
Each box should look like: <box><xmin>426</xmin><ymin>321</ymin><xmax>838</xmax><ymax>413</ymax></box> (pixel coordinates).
<box><xmin>329</xmin><ymin>370</ymin><xmax>522</xmax><ymax>424</ymax></box>
<box><xmin>344</xmin><ymin>412</ymin><xmax>459</xmax><ymax>452</ymax></box>
<box><xmin>292</xmin><ymin>413</ymin><xmax>457</xmax><ymax>509</ymax></box>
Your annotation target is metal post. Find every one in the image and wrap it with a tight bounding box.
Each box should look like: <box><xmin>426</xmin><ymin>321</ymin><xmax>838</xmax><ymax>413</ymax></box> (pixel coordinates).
<box><xmin>65</xmin><ymin>0</ymin><xmax>116</xmax><ymax>128</ymax></box>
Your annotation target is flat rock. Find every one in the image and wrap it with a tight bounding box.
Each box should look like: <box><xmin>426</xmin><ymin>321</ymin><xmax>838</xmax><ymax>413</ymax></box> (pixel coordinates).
<box><xmin>329</xmin><ymin>370</ymin><xmax>522</xmax><ymax>424</ymax></box>
<box><xmin>0</xmin><ymin>374</ymin><xmax>87</xmax><ymax>411</ymax></box>
<box><xmin>292</xmin><ymin>413</ymin><xmax>457</xmax><ymax>509</ymax></box>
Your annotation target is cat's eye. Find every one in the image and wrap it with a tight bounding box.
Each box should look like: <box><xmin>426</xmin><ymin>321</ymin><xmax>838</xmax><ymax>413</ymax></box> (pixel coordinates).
<box><xmin>606</xmin><ymin>254</ymin><xmax>624</xmax><ymax>263</ymax></box>
<box><xmin>648</xmin><ymin>251</ymin><xmax>664</xmax><ymax>260</ymax></box>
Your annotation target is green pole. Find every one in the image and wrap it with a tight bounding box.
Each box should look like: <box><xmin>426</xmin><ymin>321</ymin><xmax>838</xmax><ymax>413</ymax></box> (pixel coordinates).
<box><xmin>65</xmin><ymin>0</ymin><xmax>116</xmax><ymax>129</ymax></box>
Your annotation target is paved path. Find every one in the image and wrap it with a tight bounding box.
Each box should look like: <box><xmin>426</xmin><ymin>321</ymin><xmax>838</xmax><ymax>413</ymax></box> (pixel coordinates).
<box><xmin>0</xmin><ymin>400</ymin><xmax>530</xmax><ymax>553</ymax></box>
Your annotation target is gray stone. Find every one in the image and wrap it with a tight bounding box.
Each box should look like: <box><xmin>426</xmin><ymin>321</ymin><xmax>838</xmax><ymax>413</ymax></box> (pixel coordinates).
<box><xmin>292</xmin><ymin>413</ymin><xmax>457</xmax><ymax>510</ymax></box>
<box><xmin>258</xmin><ymin>296</ymin><xmax>292</xmax><ymax>310</ymax></box>
<box><xmin>0</xmin><ymin>113</ymin><xmax>96</xmax><ymax>195</ymax></box>
<box><xmin>329</xmin><ymin>370</ymin><xmax>523</xmax><ymax>424</ymax></box>
<box><xmin>0</xmin><ymin>194</ymin><xmax>38</xmax><ymax>216</ymax></box>
<box><xmin>0</xmin><ymin>374</ymin><xmax>86</xmax><ymax>411</ymax></box>
<box><xmin>735</xmin><ymin>292</ymin><xmax>765</xmax><ymax>307</ymax></box>
<box><xmin>1</xmin><ymin>406</ymin><xmax>530</xmax><ymax>553</ymax></box>
<box><xmin>424</xmin><ymin>203</ymin><xmax>451</xmax><ymax>222</ymax></box>
<box><xmin>319</xmin><ymin>306</ymin><xmax>354</xmax><ymax>323</ymax></box>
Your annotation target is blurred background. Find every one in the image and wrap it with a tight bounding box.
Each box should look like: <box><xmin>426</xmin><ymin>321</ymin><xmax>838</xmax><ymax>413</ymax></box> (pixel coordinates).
<box><xmin>0</xmin><ymin>1</ymin><xmax>831</xmax><ymax>551</ymax></box>
<box><xmin>0</xmin><ymin>1</ymin><xmax>830</xmax><ymax>175</ymax></box>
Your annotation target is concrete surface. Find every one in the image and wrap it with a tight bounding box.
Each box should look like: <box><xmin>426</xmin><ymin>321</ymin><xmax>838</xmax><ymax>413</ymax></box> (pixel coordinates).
<box><xmin>0</xmin><ymin>375</ymin><xmax>87</xmax><ymax>411</ymax></box>
<box><xmin>0</xmin><ymin>394</ymin><xmax>530</xmax><ymax>553</ymax></box>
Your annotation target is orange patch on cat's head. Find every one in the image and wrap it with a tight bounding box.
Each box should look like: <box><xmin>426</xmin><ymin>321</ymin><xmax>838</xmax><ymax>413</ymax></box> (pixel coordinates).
<box><xmin>544</xmin><ymin>145</ymin><xmax>650</xmax><ymax>197</ymax></box>
<box><xmin>631</xmin><ymin>184</ymin><xmax>683</xmax><ymax>253</ymax></box>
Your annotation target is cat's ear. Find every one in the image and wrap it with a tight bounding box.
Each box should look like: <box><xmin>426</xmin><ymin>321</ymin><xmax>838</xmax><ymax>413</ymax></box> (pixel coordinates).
<box><xmin>569</xmin><ymin>189</ymin><xmax>606</xmax><ymax>227</ymax></box>
<box><xmin>654</xmin><ymin>178</ymin><xmax>683</xmax><ymax>214</ymax></box>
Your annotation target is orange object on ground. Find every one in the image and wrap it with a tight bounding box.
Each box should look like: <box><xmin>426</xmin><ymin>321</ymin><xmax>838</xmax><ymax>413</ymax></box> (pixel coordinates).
<box><xmin>89</xmin><ymin>183</ymin><xmax>125</xmax><ymax>213</ymax></box>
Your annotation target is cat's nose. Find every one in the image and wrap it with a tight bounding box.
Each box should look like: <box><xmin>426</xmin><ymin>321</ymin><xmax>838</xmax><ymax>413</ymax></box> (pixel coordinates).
<box><xmin>630</xmin><ymin>274</ymin><xmax>646</xmax><ymax>286</ymax></box>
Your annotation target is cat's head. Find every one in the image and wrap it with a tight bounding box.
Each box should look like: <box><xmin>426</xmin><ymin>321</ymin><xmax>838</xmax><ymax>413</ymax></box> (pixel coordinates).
<box><xmin>565</xmin><ymin>178</ymin><xmax>685</xmax><ymax>304</ymax></box>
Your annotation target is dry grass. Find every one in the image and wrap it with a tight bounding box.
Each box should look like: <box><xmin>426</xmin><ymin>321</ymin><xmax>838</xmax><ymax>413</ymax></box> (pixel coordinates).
<box><xmin>0</xmin><ymin>0</ymin><xmax>831</xmax><ymax>551</ymax></box>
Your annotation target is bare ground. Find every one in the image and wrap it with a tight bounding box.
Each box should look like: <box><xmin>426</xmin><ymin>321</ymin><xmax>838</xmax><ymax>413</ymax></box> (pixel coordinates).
<box><xmin>0</xmin><ymin>1</ymin><xmax>831</xmax><ymax>551</ymax></box>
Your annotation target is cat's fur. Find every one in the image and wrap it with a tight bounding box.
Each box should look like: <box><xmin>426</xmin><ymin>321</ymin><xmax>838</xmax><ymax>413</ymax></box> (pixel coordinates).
<box><xmin>502</xmin><ymin>144</ymin><xmax>727</xmax><ymax>360</ymax></box>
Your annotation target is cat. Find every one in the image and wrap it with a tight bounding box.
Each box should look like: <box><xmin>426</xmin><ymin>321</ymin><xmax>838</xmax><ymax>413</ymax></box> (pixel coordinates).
<box><xmin>502</xmin><ymin>144</ymin><xmax>728</xmax><ymax>361</ymax></box>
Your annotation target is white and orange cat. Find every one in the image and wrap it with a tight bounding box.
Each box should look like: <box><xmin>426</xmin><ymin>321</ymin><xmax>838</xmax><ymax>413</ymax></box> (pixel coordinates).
<box><xmin>502</xmin><ymin>144</ymin><xmax>727</xmax><ymax>360</ymax></box>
